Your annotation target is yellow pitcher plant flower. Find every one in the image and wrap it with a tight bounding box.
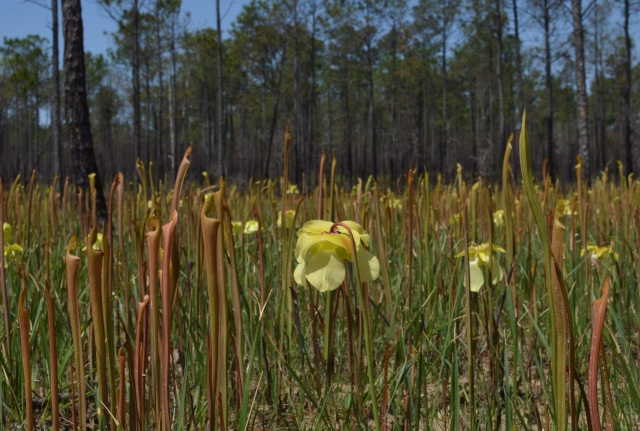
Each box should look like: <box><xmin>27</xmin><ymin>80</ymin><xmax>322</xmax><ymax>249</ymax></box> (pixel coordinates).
<box><xmin>456</xmin><ymin>242</ymin><xmax>505</xmax><ymax>292</ymax></box>
<box><xmin>3</xmin><ymin>222</ymin><xmax>23</xmax><ymax>268</ymax></box>
<box><xmin>81</xmin><ymin>232</ymin><xmax>103</xmax><ymax>251</ymax></box>
<box><xmin>287</xmin><ymin>184</ymin><xmax>299</xmax><ymax>194</ymax></box>
<box><xmin>277</xmin><ymin>209</ymin><xmax>295</xmax><ymax>228</ymax></box>
<box><xmin>294</xmin><ymin>220</ymin><xmax>380</xmax><ymax>292</ymax></box>
<box><xmin>231</xmin><ymin>221</ymin><xmax>243</xmax><ymax>235</ymax></box>
<box><xmin>492</xmin><ymin>210</ymin><xmax>505</xmax><ymax>228</ymax></box>
<box><xmin>389</xmin><ymin>198</ymin><xmax>403</xmax><ymax>210</ymax></box>
<box><xmin>556</xmin><ymin>199</ymin><xmax>575</xmax><ymax>217</ymax></box>
<box><xmin>581</xmin><ymin>242</ymin><xmax>619</xmax><ymax>268</ymax></box>
<box><xmin>244</xmin><ymin>220</ymin><xmax>260</xmax><ymax>234</ymax></box>
<box><xmin>449</xmin><ymin>212</ymin><xmax>462</xmax><ymax>226</ymax></box>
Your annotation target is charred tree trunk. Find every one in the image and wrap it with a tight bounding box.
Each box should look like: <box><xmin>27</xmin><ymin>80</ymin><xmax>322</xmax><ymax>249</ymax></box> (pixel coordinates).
<box><xmin>292</xmin><ymin>0</ymin><xmax>302</xmax><ymax>185</ymax></box>
<box><xmin>262</xmin><ymin>52</ymin><xmax>286</xmax><ymax>178</ymax></box>
<box><xmin>52</xmin><ymin>0</ymin><xmax>63</xmax><ymax>191</ymax></box>
<box><xmin>495</xmin><ymin>0</ymin><xmax>506</xmax><ymax>177</ymax></box>
<box><xmin>544</xmin><ymin>0</ymin><xmax>555</xmax><ymax>179</ymax></box>
<box><xmin>365</xmin><ymin>40</ymin><xmax>377</xmax><ymax>178</ymax></box>
<box><xmin>169</xmin><ymin>14</ymin><xmax>178</xmax><ymax>179</ymax></box>
<box><xmin>441</xmin><ymin>27</ymin><xmax>448</xmax><ymax>178</ymax></box>
<box><xmin>341</xmin><ymin>55</ymin><xmax>353</xmax><ymax>177</ymax></box>
<box><xmin>216</xmin><ymin>0</ymin><xmax>225</xmax><ymax>179</ymax></box>
<box><xmin>593</xmin><ymin>3</ymin><xmax>606</xmax><ymax>173</ymax></box>
<box><xmin>62</xmin><ymin>0</ymin><xmax>107</xmax><ymax>219</ymax></box>
<box><xmin>308</xmin><ymin>0</ymin><xmax>318</xmax><ymax>188</ymax></box>
<box><xmin>133</xmin><ymin>0</ymin><xmax>142</xmax><ymax>181</ymax></box>
<box><xmin>155</xmin><ymin>4</ymin><xmax>164</xmax><ymax>178</ymax></box>
<box><xmin>623</xmin><ymin>0</ymin><xmax>633</xmax><ymax>175</ymax></box>
<box><xmin>512</xmin><ymin>0</ymin><xmax>524</xmax><ymax>117</ymax></box>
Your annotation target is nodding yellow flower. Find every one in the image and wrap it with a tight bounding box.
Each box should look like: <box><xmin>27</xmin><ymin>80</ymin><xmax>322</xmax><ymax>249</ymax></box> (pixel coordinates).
<box><xmin>294</xmin><ymin>220</ymin><xmax>380</xmax><ymax>292</ymax></box>
<box><xmin>492</xmin><ymin>210</ymin><xmax>505</xmax><ymax>228</ymax></box>
<box><xmin>231</xmin><ymin>221</ymin><xmax>243</xmax><ymax>235</ymax></box>
<box><xmin>389</xmin><ymin>198</ymin><xmax>402</xmax><ymax>210</ymax></box>
<box><xmin>3</xmin><ymin>222</ymin><xmax>14</xmax><ymax>243</ymax></box>
<box><xmin>449</xmin><ymin>213</ymin><xmax>462</xmax><ymax>226</ymax></box>
<box><xmin>244</xmin><ymin>220</ymin><xmax>260</xmax><ymax>234</ymax></box>
<box><xmin>581</xmin><ymin>242</ymin><xmax>618</xmax><ymax>269</ymax></box>
<box><xmin>93</xmin><ymin>233</ymin><xmax>103</xmax><ymax>250</ymax></box>
<box><xmin>456</xmin><ymin>242</ymin><xmax>505</xmax><ymax>292</ymax></box>
<box><xmin>81</xmin><ymin>232</ymin><xmax>103</xmax><ymax>251</ymax></box>
<box><xmin>3</xmin><ymin>223</ymin><xmax>23</xmax><ymax>268</ymax></box>
<box><xmin>277</xmin><ymin>209</ymin><xmax>296</xmax><ymax>228</ymax></box>
<box><xmin>556</xmin><ymin>199</ymin><xmax>574</xmax><ymax>217</ymax></box>
<box><xmin>287</xmin><ymin>184</ymin><xmax>299</xmax><ymax>194</ymax></box>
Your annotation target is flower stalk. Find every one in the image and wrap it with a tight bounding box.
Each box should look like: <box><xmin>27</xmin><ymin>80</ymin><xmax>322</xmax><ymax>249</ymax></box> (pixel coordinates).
<box><xmin>0</xmin><ymin>179</ymin><xmax>10</xmax><ymax>358</ymax></box>
<box><xmin>333</xmin><ymin>221</ymin><xmax>381</xmax><ymax>431</ymax></box>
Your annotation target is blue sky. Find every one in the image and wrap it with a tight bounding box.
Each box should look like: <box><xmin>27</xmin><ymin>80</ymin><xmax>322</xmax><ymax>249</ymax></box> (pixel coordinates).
<box><xmin>2</xmin><ymin>0</ymin><xmax>249</xmax><ymax>55</ymax></box>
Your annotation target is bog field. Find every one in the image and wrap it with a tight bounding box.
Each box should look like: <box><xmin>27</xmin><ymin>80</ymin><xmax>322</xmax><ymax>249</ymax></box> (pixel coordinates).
<box><xmin>1</xmin><ymin>127</ymin><xmax>640</xmax><ymax>430</ymax></box>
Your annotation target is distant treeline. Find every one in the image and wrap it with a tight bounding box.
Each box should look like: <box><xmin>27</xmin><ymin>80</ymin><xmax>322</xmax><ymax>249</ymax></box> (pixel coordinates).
<box><xmin>0</xmin><ymin>0</ymin><xmax>637</xmax><ymax>186</ymax></box>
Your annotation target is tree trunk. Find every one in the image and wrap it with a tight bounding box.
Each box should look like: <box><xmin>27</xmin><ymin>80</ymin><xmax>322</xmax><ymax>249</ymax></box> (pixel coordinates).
<box><xmin>292</xmin><ymin>0</ymin><xmax>302</xmax><ymax>185</ymax></box>
<box><xmin>62</xmin><ymin>0</ymin><xmax>107</xmax><ymax>219</ymax></box>
<box><xmin>544</xmin><ymin>0</ymin><xmax>555</xmax><ymax>179</ymax></box>
<box><xmin>169</xmin><ymin>14</ymin><xmax>178</xmax><ymax>180</ymax></box>
<box><xmin>216</xmin><ymin>0</ymin><xmax>225</xmax><ymax>178</ymax></box>
<box><xmin>512</xmin><ymin>0</ymin><xmax>524</xmax><ymax>118</ymax></box>
<box><xmin>471</xmin><ymin>85</ymin><xmax>478</xmax><ymax>176</ymax></box>
<box><xmin>308</xmin><ymin>0</ymin><xmax>318</xmax><ymax>188</ymax></box>
<box><xmin>341</xmin><ymin>54</ymin><xmax>352</xmax><ymax>177</ymax></box>
<box><xmin>593</xmin><ymin>3</ymin><xmax>605</xmax><ymax>173</ymax></box>
<box><xmin>624</xmin><ymin>0</ymin><xmax>633</xmax><ymax>175</ymax></box>
<box><xmin>262</xmin><ymin>52</ymin><xmax>286</xmax><ymax>178</ymax></box>
<box><xmin>133</xmin><ymin>0</ymin><xmax>142</xmax><ymax>182</ymax></box>
<box><xmin>441</xmin><ymin>27</ymin><xmax>447</xmax><ymax>178</ymax></box>
<box><xmin>495</xmin><ymin>0</ymin><xmax>505</xmax><ymax>177</ymax></box>
<box><xmin>365</xmin><ymin>40</ymin><xmax>377</xmax><ymax>178</ymax></box>
<box><xmin>390</xmin><ymin>23</ymin><xmax>398</xmax><ymax>174</ymax></box>
<box><xmin>155</xmin><ymin>4</ymin><xmax>164</xmax><ymax>179</ymax></box>
<box><xmin>571</xmin><ymin>0</ymin><xmax>590</xmax><ymax>180</ymax></box>
<box><xmin>52</xmin><ymin>0</ymin><xmax>63</xmax><ymax>191</ymax></box>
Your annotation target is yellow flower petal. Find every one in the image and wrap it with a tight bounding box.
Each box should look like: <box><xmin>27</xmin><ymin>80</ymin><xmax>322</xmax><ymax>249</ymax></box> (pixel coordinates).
<box><xmin>294</xmin><ymin>219</ymin><xmax>379</xmax><ymax>292</ymax></box>
<box><xmin>4</xmin><ymin>243</ymin><xmax>23</xmax><ymax>253</ymax></box>
<box><xmin>318</xmin><ymin>232</ymin><xmax>352</xmax><ymax>258</ymax></box>
<box><xmin>3</xmin><ymin>243</ymin><xmax>24</xmax><ymax>268</ymax></box>
<box><xmin>294</xmin><ymin>259</ymin><xmax>306</xmax><ymax>286</ymax></box>
<box><xmin>299</xmin><ymin>220</ymin><xmax>333</xmax><ymax>235</ymax></box>
<box><xmin>491</xmin><ymin>256</ymin><xmax>504</xmax><ymax>285</ymax></box>
<box><xmin>469</xmin><ymin>258</ymin><xmax>485</xmax><ymax>292</ymax></box>
<box><xmin>493</xmin><ymin>210</ymin><xmax>505</xmax><ymax>228</ymax></box>
<box><xmin>356</xmin><ymin>248</ymin><xmax>380</xmax><ymax>282</ymax></box>
<box><xmin>340</xmin><ymin>220</ymin><xmax>365</xmax><ymax>235</ymax></box>
<box><xmin>244</xmin><ymin>220</ymin><xmax>259</xmax><ymax>234</ymax></box>
<box><xmin>231</xmin><ymin>221</ymin><xmax>243</xmax><ymax>234</ymax></box>
<box><xmin>3</xmin><ymin>222</ymin><xmax>12</xmax><ymax>243</ymax></box>
<box><xmin>277</xmin><ymin>209</ymin><xmax>296</xmax><ymax>228</ymax></box>
<box><xmin>304</xmin><ymin>244</ymin><xmax>346</xmax><ymax>292</ymax></box>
